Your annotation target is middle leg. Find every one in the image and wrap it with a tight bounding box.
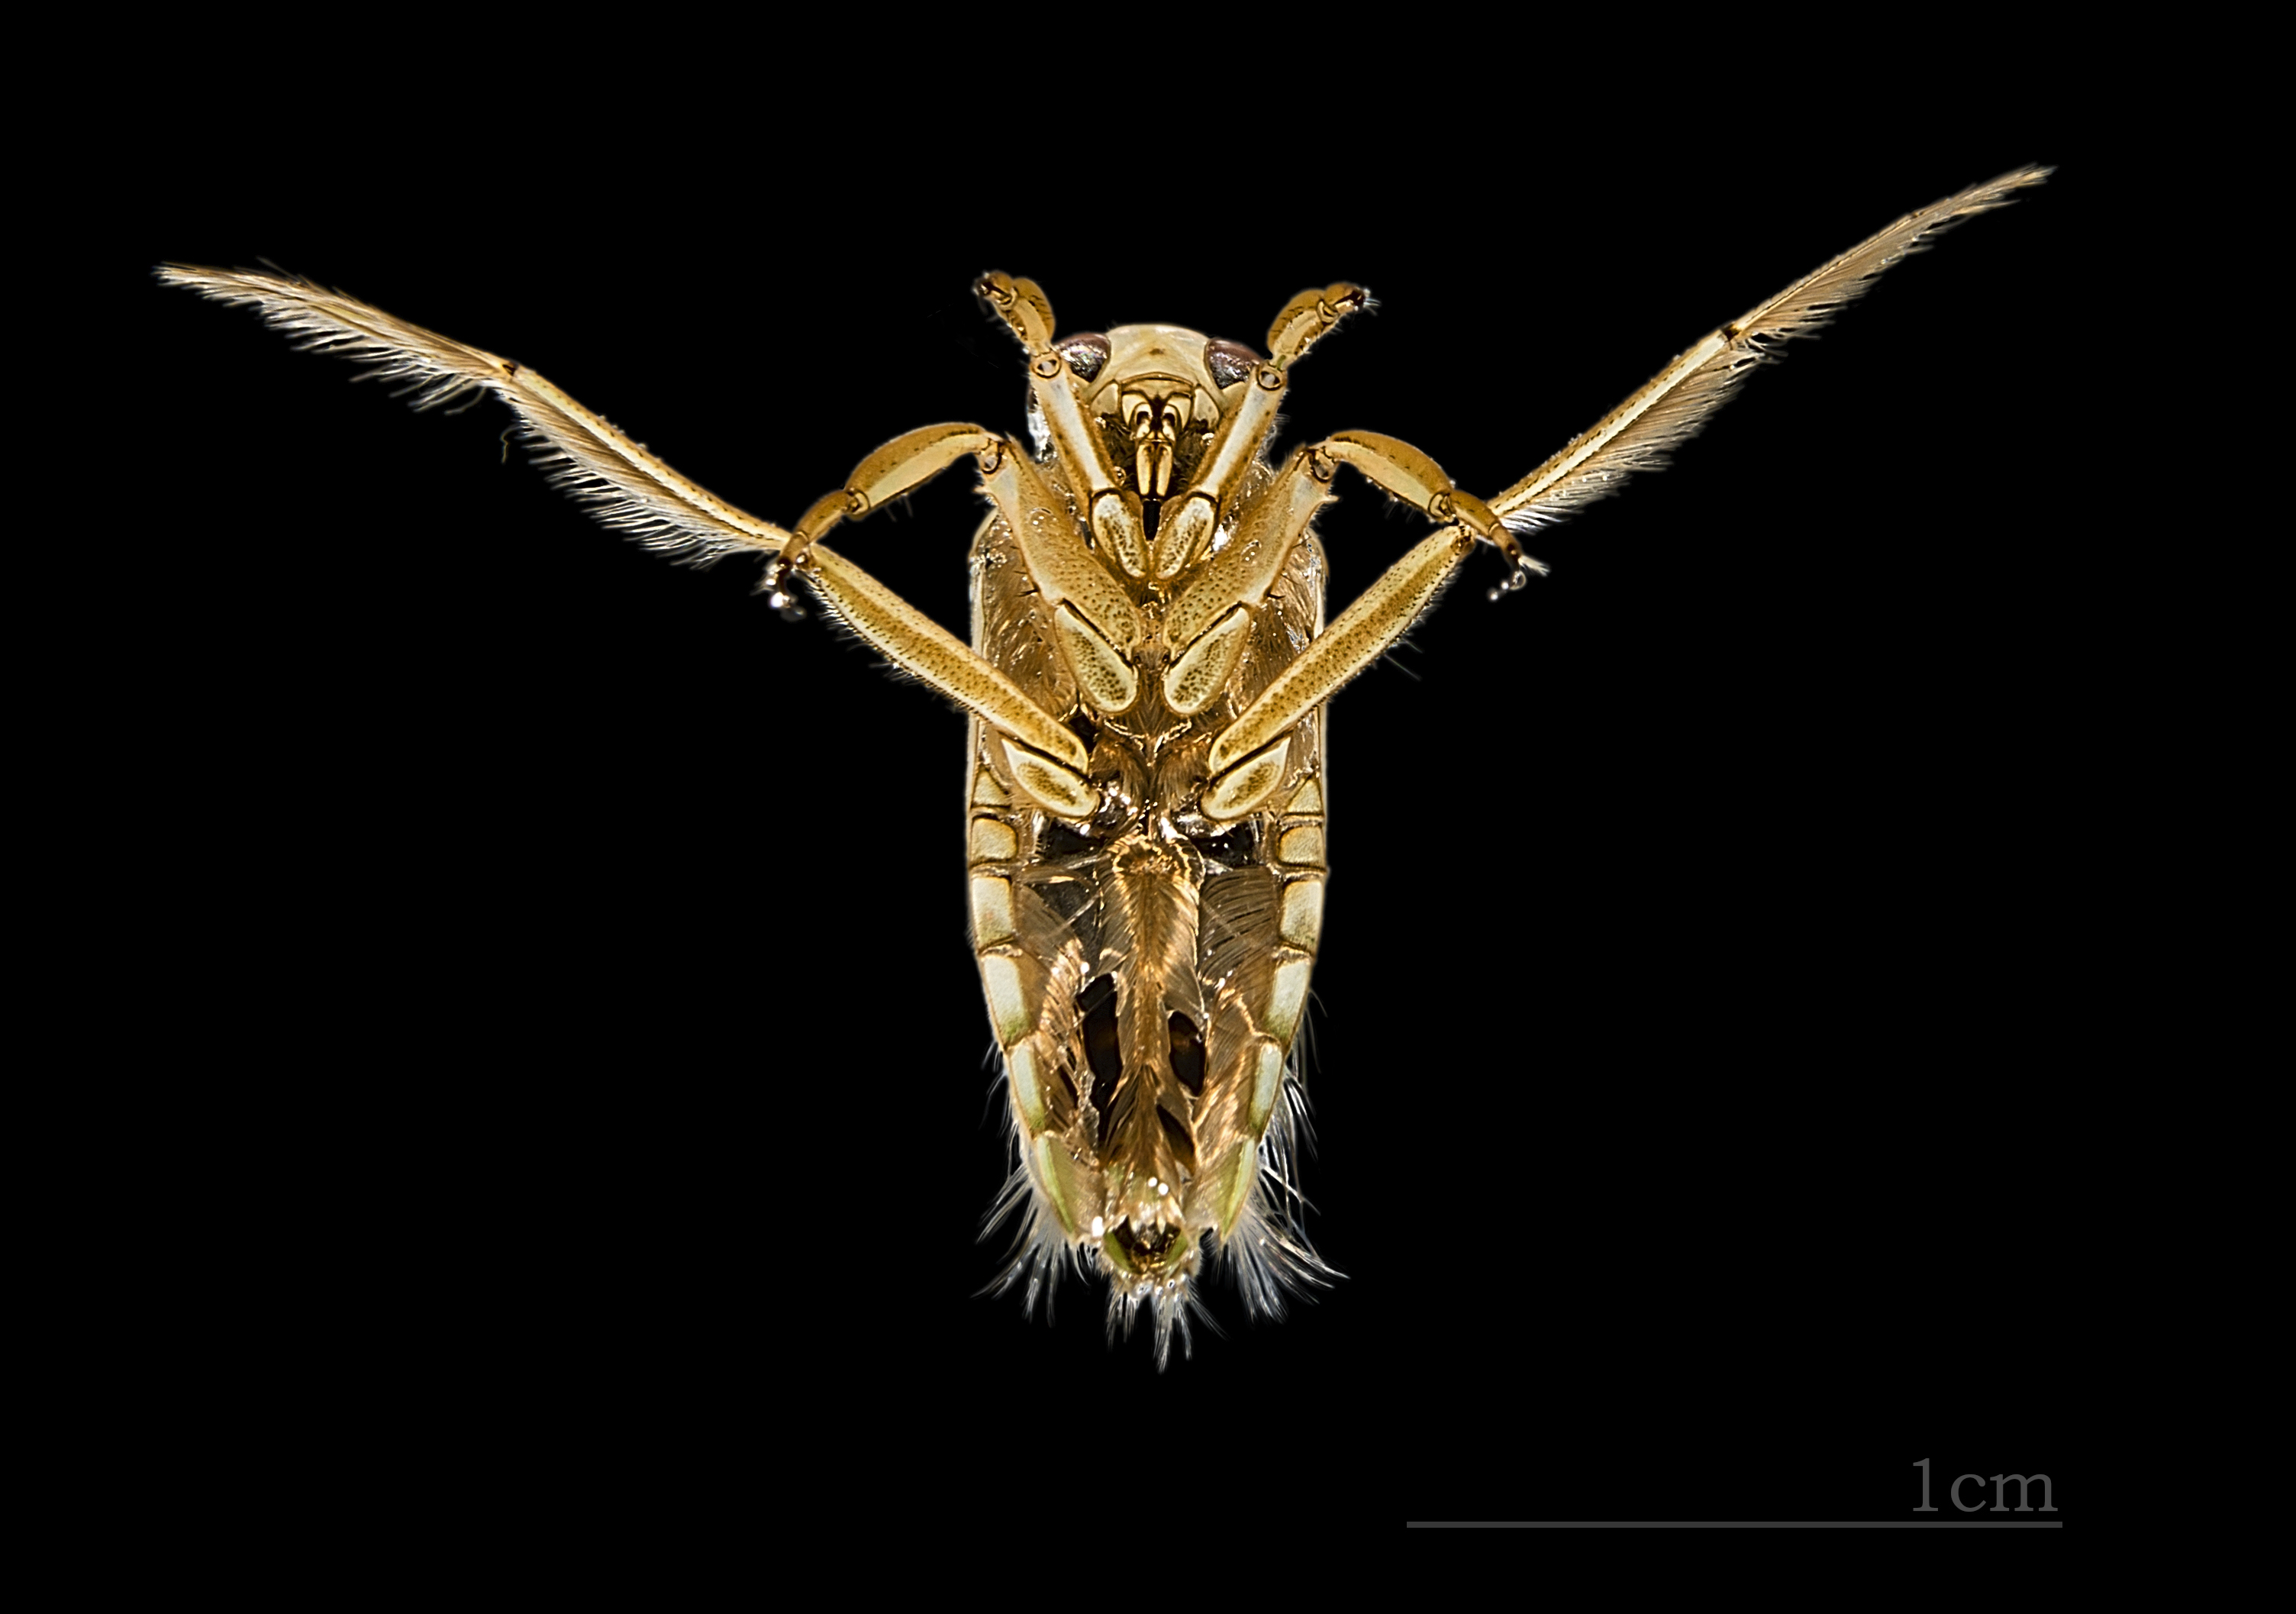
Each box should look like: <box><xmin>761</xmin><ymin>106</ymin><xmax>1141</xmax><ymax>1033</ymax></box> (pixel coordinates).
<box><xmin>1183</xmin><ymin>431</ymin><xmax>1546</xmax><ymax>812</ymax></box>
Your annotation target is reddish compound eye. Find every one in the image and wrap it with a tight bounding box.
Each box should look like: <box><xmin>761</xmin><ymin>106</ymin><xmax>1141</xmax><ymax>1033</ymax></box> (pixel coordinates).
<box><xmin>1205</xmin><ymin>339</ymin><xmax>1259</xmax><ymax>389</ymax></box>
<box><xmin>1056</xmin><ymin>332</ymin><xmax>1110</xmax><ymax>381</ymax></box>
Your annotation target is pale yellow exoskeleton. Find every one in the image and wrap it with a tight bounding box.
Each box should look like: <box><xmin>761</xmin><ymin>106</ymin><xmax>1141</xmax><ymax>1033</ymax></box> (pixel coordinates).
<box><xmin>159</xmin><ymin>163</ymin><xmax>2046</xmax><ymax>1366</ymax></box>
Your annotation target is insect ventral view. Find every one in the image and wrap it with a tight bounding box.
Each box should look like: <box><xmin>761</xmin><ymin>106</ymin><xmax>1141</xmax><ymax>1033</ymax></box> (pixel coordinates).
<box><xmin>162</xmin><ymin>163</ymin><xmax>2049</xmax><ymax>1368</ymax></box>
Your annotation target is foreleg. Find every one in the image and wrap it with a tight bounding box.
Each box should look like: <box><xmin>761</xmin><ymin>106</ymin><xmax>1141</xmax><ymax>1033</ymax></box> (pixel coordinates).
<box><xmin>977</xmin><ymin>271</ymin><xmax>1150</xmax><ymax>576</ymax></box>
<box><xmin>1152</xmin><ymin>282</ymin><xmax>1371</xmax><ymax>579</ymax></box>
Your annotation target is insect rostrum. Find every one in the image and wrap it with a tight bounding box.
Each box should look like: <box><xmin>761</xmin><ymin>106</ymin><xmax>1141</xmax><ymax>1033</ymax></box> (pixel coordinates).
<box><xmin>160</xmin><ymin>164</ymin><xmax>2046</xmax><ymax>1367</ymax></box>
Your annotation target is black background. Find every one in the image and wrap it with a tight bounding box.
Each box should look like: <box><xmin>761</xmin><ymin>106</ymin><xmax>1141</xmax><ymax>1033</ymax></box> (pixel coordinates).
<box><xmin>108</xmin><ymin>37</ymin><xmax>2108</xmax><ymax>1524</ymax></box>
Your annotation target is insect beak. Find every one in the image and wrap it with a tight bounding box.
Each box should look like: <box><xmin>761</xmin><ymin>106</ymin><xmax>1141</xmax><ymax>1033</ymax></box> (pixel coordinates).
<box><xmin>1136</xmin><ymin>440</ymin><xmax>1174</xmax><ymax>500</ymax></box>
<box><xmin>1122</xmin><ymin>385</ymin><xmax>1192</xmax><ymax>501</ymax></box>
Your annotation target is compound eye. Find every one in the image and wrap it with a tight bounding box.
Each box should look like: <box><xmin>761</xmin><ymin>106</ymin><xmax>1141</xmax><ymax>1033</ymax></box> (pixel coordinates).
<box><xmin>1205</xmin><ymin>339</ymin><xmax>1259</xmax><ymax>389</ymax></box>
<box><xmin>1056</xmin><ymin>333</ymin><xmax>1111</xmax><ymax>382</ymax></box>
